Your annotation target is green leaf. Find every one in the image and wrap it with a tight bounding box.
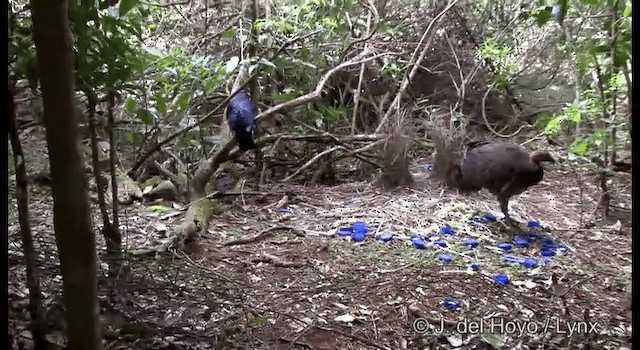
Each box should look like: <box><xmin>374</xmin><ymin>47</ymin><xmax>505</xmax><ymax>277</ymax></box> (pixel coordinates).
<box><xmin>220</xmin><ymin>28</ymin><xmax>236</xmax><ymax>39</ymax></box>
<box><xmin>176</xmin><ymin>92</ymin><xmax>191</xmax><ymax>110</ymax></box>
<box><xmin>119</xmin><ymin>0</ymin><xmax>139</xmax><ymax>16</ymax></box>
<box><xmin>534</xmin><ymin>6</ymin><xmax>553</xmax><ymax>27</ymax></box>
<box><xmin>156</xmin><ymin>95</ymin><xmax>167</xmax><ymax>115</ymax></box>
<box><xmin>570</xmin><ymin>138</ymin><xmax>588</xmax><ymax>156</ymax></box>
<box><xmin>124</xmin><ymin>98</ymin><xmax>136</xmax><ymax>113</ymax></box>
<box><xmin>225</xmin><ymin>56</ymin><xmax>240</xmax><ymax>73</ymax></box>
<box><xmin>136</xmin><ymin>109</ymin><xmax>154</xmax><ymax>125</ymax></box>
<box><xmin>623</xmin><ymin>3</ymin><xmax>632</xmax><ymax>17</ymax></box>
<box><xmin>146</xmin><ymin>205</ymin><xmax>170</xmax><ymax>212</ymax></box>
<box><xmin>124</xmin><ymin>132</ymin><xmax>143</xmax><ymax>144</ymax></box>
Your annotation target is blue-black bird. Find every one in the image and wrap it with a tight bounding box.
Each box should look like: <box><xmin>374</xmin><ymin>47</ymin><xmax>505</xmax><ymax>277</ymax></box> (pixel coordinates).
<box><xmin>452</xmin><ymin>141</ymin><xmax>555</xmax><ymax>220</ymax></box>
<box><xmin>226</xmin><ymin>90</ymin><xmax>258</xmax><ymax>151</ymax></box>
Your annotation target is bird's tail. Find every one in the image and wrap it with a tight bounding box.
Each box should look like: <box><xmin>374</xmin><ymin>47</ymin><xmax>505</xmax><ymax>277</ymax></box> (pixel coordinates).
<box><xmin>234</xmin><ymin>127</ymin><xmax>257</xmax><ymax>151</ymax></box>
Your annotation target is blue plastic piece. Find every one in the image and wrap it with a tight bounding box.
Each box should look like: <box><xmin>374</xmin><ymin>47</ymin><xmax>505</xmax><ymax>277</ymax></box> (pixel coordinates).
<box><xmin>440</xmin><ymin>225</ymin><xmax>456</xmax><ymax>235</ymax></box>
<box><xmin>409</xmin><ymin>233</ymin><xmax>423</xmax><ymax>240</ymax></box>
<box><xmin>469</xmin><ymin>262</ymin><xmax>481</xmax><ymax>270</ymax></box>
<box><xmin>438</xmin><ymin>253</ymin><xmax>452</xmax><ymax>263</ymax></box>
<box><xmin>513</xmin><ymin>235</ymin><xmax>529</xmax><ymax>247</ymax></box>
<box><xmin>433</xmin><ymin>239</ymin><xmax>447</xmax><ymax>248</ymax></box>
<box><xmin>557</xmin><ymin>244</ymin><xmax>569</xmax><ymax>254</ymax></box>
<box><xmin>337</xmin><ymin>227</ymin><xmax>353</xmax><ymax>236</ymax></box>
<box><xmin>352</xmin><ymin>221</ymin><xmax>368</xmax><ymax>234</ymax></box>
<box><xmin>412</xmin><ymin>236</ymin><xmax>427</xmax><ymax>249</ymax></box>
<box><xmin>542</xmin><ymin>238</ymin><xmax>555</xmax><ymax>247</ymax></box>
<box><xmin>494</xmin><ymin>274</ymin><xmax>510</xmax><ymax>285</ymax></box>
<box><xmin>352</xmin><ymin>231</ymin><xmax>367</xmax><ymax>242</ymax></box>
<box><xmin>377</xmin><ymin>232</ymin><xmax>394</xmax><ymax>242</ymax></box>
<box><xmin>501</xmin><ymin>254</ymin><xmax>524</xmax><ymax>264</ymax></box>
<box><xmin>424</xmin><ymin>163</ymin><xmax>434</xmax><ymax>171</ymax></box>
<box><xmin>470</xmin><ymin>216</ymin><xmax>485</xmax><ymax>223</ymax></box>
<box><xmin>483</xmin><ymin>212</ymin><xmax>498</xmax><ymax>222</ymax></box>
<box><xmin>540</xmin><ymin>247</ymin><xmax>556</xmax><ymax>257</ymax></box>
<box><xmin>521</xmin><ymin>258</ymin><xmax>539</xmax><ymax>268</ymax></box>
<box><xmin>443</xmin><ymin>297</ymin><xmax>460</xmax><ymax>309</ymax></box>
<box><xmin>464</xmin><ymin>238</ymin><xmax>479</xmax><ymax>248</ymax></box>
<box><xmin>498</xmin><ymin>243</ymin><xmax>513</xmax><ymax>251</ymax></box>
<box><xmin>278</xmin><ymin>207</ymin><xmax>294</xmax><ymax>213</ymax></box>
<box><xmin>528</xmin><ymin>220</ymin><xmax>541</xmax><ymax>228</ymax></box>
<box><xmin>527</xmin><ymin>231</ymin><xmax>540</xmax><ymax>240</ymax></box>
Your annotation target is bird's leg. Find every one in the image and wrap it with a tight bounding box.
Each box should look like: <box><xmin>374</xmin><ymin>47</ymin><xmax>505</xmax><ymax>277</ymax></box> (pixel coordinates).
<box><xmin>498</xmin><ymin>196</ymin><xmax>523</xmax><ymax>235</ymax></box>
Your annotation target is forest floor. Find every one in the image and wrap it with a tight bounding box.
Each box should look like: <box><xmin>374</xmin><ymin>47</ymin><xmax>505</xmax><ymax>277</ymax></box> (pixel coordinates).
<box><xmin>8</xmin><ymin>126</ymin><xmax>632</xmax><ymax>350</ymax></box>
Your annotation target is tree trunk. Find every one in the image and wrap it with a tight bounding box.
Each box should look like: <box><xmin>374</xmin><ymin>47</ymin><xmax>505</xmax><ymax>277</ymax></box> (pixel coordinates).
<box><xmin>30</xmin><ymin>0</ymin><xmax>103</xmax><ymax>349</ymax></box>
<box><xmin>8</xmin><ymin>83</ymin><xmax>49</xmax><ymax>350</ymax></box>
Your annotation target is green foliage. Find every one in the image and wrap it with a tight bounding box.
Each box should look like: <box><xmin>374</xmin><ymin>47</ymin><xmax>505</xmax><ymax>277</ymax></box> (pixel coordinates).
<box><xmin>525</xmin><ymin>0</ymin><xmax>632</xmax><ymax>168</ymax></box>
<box><xmin>476</xmin><ymin>38</ymin><xmax>519</xmax><ymax>90</ymax></box>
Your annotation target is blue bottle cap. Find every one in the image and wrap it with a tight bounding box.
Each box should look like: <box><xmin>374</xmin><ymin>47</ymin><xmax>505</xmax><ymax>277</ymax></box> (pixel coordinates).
<box><xmin>498</xmin><ymin>243</ymin><xmax>513</xmax><ymax>251</ymax></box>
<box><xmin>464</xmin><ymin>238</ymin><xmax>479</xmax><ymax>248</ymax></box>
<box><xmin>483</xmin><ymin>212</ymin><xmax>498</xmax><ymax>222</ymax></box>
<box><xmin>528</xmin><ymin>220</ymin><xmax>541</xmax><ymax>228</ymax></box>
<box><xmin>409</xmin><ymin>233</ymin><xmax>423</xmax><ymax>240</ymax></box>
<box><xmin>438</xmin><ymin>253</ymin><xmax>452</xmax><ymax>263</ymax></box>
<box><xmin>521</xmin><ymin>258</ymin><xmax>539</xmax><ymax>268</ymax></box>
<box><xmin>443</xmin><ymin>297</ymin><xmax>461</xmax><ymax>308</ymax></box>
<box><xmin>513</xmin><ymin>235</ymin><xmax>529</xmax><ymax>247</ymax></box>
<box><xmin>352</xmin><ymin>231</ymin><xmax>367</xmax><ymax>242</ymax></box>
<box><xmin>352</xmin><ymin>221</ymin><xmax>368</xmax><ymax>234</ymax></box>
<box><xmin>412</xmin><ymin>237</ymin><xmax>427</xmax><ymax>249</ymax></box>
<box><xmin>337</xmin><ymin>227</ymin><xmax>353</xmax><ymax>236</ymax></box>
<box><xmin>469</xmin><ymin>262</ymin><xmax>481</xmax><ymax>270</ymax></box>
<box><xmin>440</xmin><ymin>225</ymin><xmax>456</xmax><ymax>235</ymax></box>
<box><xmin>540</xmin><ymin>247</ymin><xmax>556</xmax><ymax>257</ymax></box>
<box><xmin>377</xmin><ymin>232</ymin><xmax>394</xmax><ymax>242</ymax></box>
<box><xmin>501</xmin><ymin>254</ymin><xmax>524</xmax><ymax>264</ymax></box>
<box><xmin>494</xmin><ymin>273</ymin><xmax>510</xmax><ymax>284</ymax></box>
<box><xmin>433</xmin><ymin>239</ymin><xmax>447</xmax><ymax>247</ymax></box>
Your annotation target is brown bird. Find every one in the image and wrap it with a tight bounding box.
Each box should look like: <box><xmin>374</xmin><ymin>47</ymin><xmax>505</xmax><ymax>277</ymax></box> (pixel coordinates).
<box><xmin>453</xmin><ymin>140</ymin><xmax>555</xmax><ymax>222</ymax></box>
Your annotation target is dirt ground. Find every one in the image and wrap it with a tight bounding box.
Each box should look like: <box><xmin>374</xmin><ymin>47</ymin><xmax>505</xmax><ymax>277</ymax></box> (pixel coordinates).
<box><xmin>8</xmin><ymin>127</ymin><xmax>632</xmax><ymax>349</ymax></box>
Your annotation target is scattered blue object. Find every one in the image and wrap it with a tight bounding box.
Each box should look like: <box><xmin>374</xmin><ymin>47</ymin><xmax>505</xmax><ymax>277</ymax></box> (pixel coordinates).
<box><xmin>483</xmin><ymin>212</ymin><xmax>498</xmax><ymax>222</ymax></box>
<box><xmin>494</xmin><ymin>274</ymin><xmax>510</xmax><ymax>285</ymax></box>
<box><xmin>377</xmin><ymin>232</ymin><xmax>394</xmax><ymax>242</ymax></box>
<box><xmin>352</xmin><ymin>231</ymin><xmax>367</xmax><ymax>242</ymax></box>
<box><xmin>278</xmin><ymin>207</ymin><xmax>294</xmax><ymax>213</ymax></box>
<box><xmin>469</xmin><ymin>262</ymin><xmax>481</xmax><ymax>270</ymax></box>
<box><xmin>411</xmin><ymin>235</ymin><xmax>427</xmax><ymax>249</ymax></box>
<box><xmin>438</xmin><ymin>253</ymin><xmax>452</xmax><ymax>263</ymax></box>
<box><xmin>470</xmin><ymin>216</ymin><xmax>485</xmax><ymax>223</ymax></box>
<box><xmin>557</xmin><ymin>244</ymin><xmax>569</xmax><ymax>254</ymax></box>
<box><xmin>542</xmin><ymin>256</ymin><xmax>553</xmax><ymax>264</ymax></box>
<box><xmin>443</xmin><ymin>297</ymin><xmax>461</xmax><ymax>309</ymax></box>
<box><xmin>542</xmin><ymin>238</ymin><xmax>555</xmax><ymax>247</ymax></box>
<box><xmin>424</xmin><ymin>163</ymin><xmax>434</xmax><ymax>171</ymax></box>
<box><xmin>501</xmin><ymin>254</ymin><xmax>524</xmax><ymax>264</ymax></box>
<box><xmin>528</xmin><ymin>220</ymin><xmax>541</xmax><ymax>228</ymax></box>
<box><xmin>409</xmin><ymin>233</ymin><xmax>424</xmax><ymax>240</ymax></box>
<box><xmin>337</xmin><ymin>227</ymin><xmax>353</xmax><ymax>237</ymax></box>
<box><xmin>464</xmin><ymin>238</ymin><xmax>479</xmax><ymax>248</ymax></box>
<box><xmin>521</xmin><ymin>258</ymin><xmax>539</xmax><ymax>268</ymax></box>
<box><xmin>440</xmin><ymin>225</ymin><xmax>456</xmax><ymax>235</ymax></box>
<box><xmin>433</xmin><ymin>239</ymin><xmax>447</xmax><ymax>248</ymax></box>
<box><xmin>513</xmin><ymin>235</ymin><xmax>529</xmax><ymax>247</ymax></box>
<box><xmin>540</xmin><ymin>247</ymin><xmax>556</xmax><ymax>257</ymax></box>
<box><xmin>352</xmin><ymin>221</ymin><xmax>368</xmax><ymax>234</ymax></box>
<box><xmin>498</xmin><ymin>243</ymin><xmax>513</xmax><ymax>251</ymax></box>
<box><xmin>527</xmin><ymin>231</ymin><xmax>540</xmax><ymax>241</ymax></box>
